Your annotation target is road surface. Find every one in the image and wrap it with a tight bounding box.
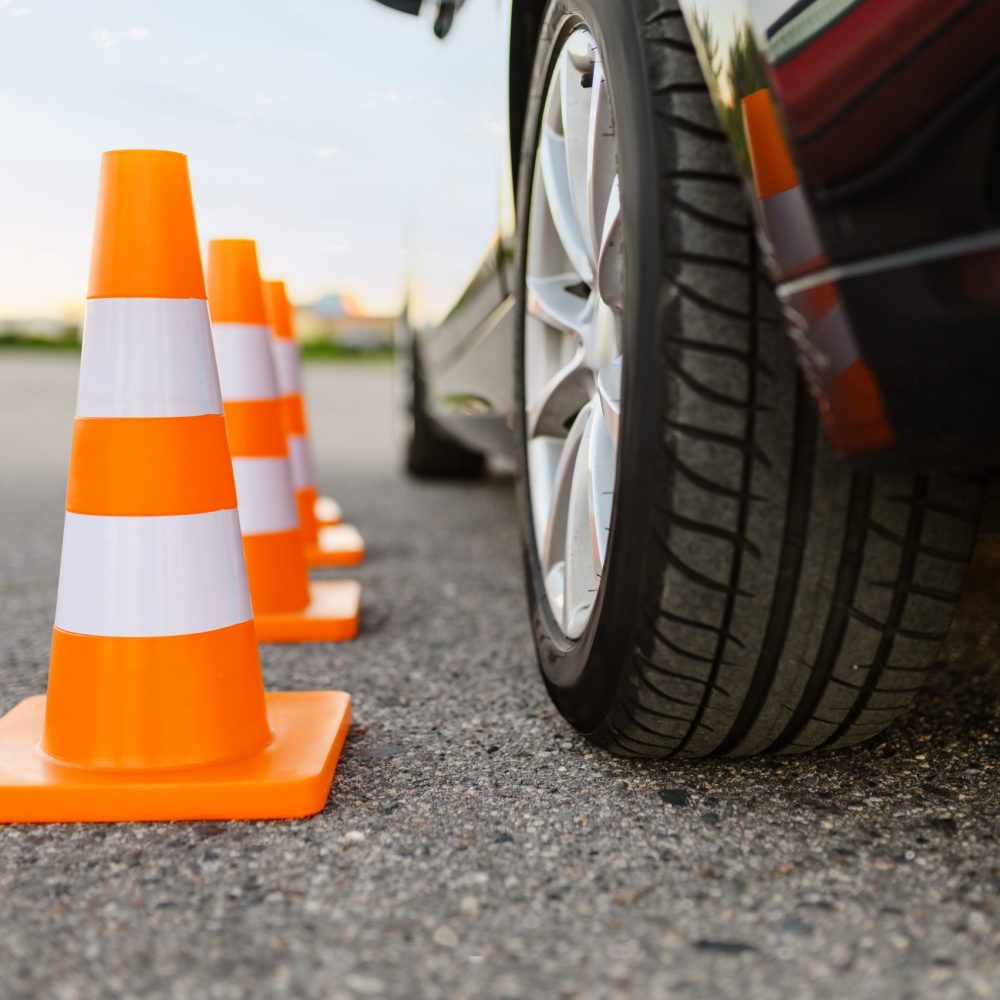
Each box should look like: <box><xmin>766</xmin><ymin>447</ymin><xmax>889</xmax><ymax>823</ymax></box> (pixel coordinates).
<box><xmin>0</xmin><ymin>352</ymin><xmax>997</xmax><ymax>999</ymax></box>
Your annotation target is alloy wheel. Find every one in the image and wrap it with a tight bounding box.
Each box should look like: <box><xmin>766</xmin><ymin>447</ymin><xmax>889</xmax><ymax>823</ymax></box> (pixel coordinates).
<box><xmin>523</xmin><ymin>24</ymin><xmax>624</xmax><ymax>641</ymax></box>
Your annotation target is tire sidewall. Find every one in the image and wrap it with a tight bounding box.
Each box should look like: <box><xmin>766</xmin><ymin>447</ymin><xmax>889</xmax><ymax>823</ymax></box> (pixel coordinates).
<box><xmin>513</xmin><ymin>0</ymin><xmax>666</xmax><ymax>732</ymax></box>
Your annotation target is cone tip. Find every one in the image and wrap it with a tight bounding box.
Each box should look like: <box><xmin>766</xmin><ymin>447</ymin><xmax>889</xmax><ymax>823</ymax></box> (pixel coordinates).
<box><xmin>88</xmin><ymin>148</ymin><xmax>205</xmax><ymax>300</ymax></box>
<box><xmin>102</xmin><ymin>147</ymin><xmax>187</xmax><ymax>162</ymax></box>
<box><xmin>263</xmin><ymin>277</ymin><xmax>294</xmax><ymax>340</ymax></box>
<box><xmin>207</xmin><ymin>238</ymin><xmax>268</xmax><ymax>325</ymax></box>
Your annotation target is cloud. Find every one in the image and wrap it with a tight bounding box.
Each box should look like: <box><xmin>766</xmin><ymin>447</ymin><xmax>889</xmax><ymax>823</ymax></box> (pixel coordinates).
<box><xmin>1</xmin><ymin>0</ymin><xmax>30</xmax><ymax>19</ymax></box>
<box><xmin>362</xmin><ymin>88</ymin><xmax>420</xmax><ymax>111</ymax></box>
<box><xmin>230</xmin><ymin>103</ymin><xmax>251</xmax><ymax>129</ymax></box>
<box><xmin>93</xmin><ymin>26</ymin><xmax>151</xmax><ymax>48</ymax></box>
<box><xmin>317</xmin><ymin>147</ymin><xmax>341</xmax><ymax>160</ymax></box>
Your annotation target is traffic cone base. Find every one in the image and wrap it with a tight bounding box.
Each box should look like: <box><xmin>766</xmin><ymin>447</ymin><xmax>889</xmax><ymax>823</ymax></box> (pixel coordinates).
<box><xmin>0</xmin><ymin>691</ymin><xmax>350</xmax><ymax>823</ymax></box>
<box><xmin>306</xmin><ymin>523</ymin><xmax>366</xmax><ymax>568</ymax></box>
<box><xmin>314</xmin><ymin>494</ymin><xmax>344</xmax><ymax>527</ymax></box>
<box><xmin>255</xmin><ymin>580</ymin><xmax>361</xmax><ymax>644</ymax></box>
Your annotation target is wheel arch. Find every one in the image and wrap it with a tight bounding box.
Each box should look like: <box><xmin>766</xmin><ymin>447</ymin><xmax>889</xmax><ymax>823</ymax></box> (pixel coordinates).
<box><xmin>509</xmin><ymin>0</ymin><xmax>547</xmax><ymax>205</ymax></box>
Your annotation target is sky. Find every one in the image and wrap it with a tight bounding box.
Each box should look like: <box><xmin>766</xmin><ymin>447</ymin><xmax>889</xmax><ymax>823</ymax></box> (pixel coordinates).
<box><xmin>0</xmin><ymin>0</ymin><xmax>505</xmax><ymax>323</ymax></box>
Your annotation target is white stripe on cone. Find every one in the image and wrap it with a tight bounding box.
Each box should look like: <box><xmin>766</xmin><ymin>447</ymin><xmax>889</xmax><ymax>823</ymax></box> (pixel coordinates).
<box><xmin>759</xmin><ymin>185</ymin><xmax>824</xmax><ymax>275</ymax></box>
<box><xmin>211</xmin><ymin>323</ymin><xmax>280</xmax><ymax>401</ymax></box>
<box><xmin>268</xmin><ymin>331</ymin><xmax>318</xmax><ymax>493</ymax></box>
<box><xmin>54</xmin><ymin>509</ymin><xmax>252</xmax><ymax>637</ymax></box>
<box><xmin>232</xmin><ymin>457</ymin><xmax>300</xmax><ymax>535</ymax></box>
<box><xmin>270</xmin><ymin>338</ymin><xmax>301</xmax><ymax>395</ymax></box>
<box><xmin>287</xmin><ymin>434</ymin><xmax>314</xmax><ymax>491</ymax></box>
<box><xmin>805</xmin><ymin>300</ymin><xmax>857</xmax><ymax>378</ymax></box>
<box><xmin>77</xmin><ymin>298</ymin><xmax>223</xmax><ymax>418</ymax></box>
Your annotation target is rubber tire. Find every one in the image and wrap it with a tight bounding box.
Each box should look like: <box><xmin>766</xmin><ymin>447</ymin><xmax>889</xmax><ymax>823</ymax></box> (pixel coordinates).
<box><xmin>406</xmin><ymin>338</ymin><xmax>486</xmax><ymax>479</ymax></box>
<box><xmin>512</xmin><ymin>0</ymin><xmax>984</xmax><ymax>757</ymax></box>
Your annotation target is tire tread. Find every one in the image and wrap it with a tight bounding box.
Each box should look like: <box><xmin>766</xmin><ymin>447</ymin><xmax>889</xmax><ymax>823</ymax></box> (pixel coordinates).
<box><xmin>590</xmin><ymin>0</ymin><xmax>983</xmax><ymax>757</ymax></box>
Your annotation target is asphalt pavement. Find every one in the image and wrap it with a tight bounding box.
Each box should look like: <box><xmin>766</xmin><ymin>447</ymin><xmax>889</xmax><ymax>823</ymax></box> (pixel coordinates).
<box><xmin>0</xmin><ymin>352</ymin><xmax>997</xmax><ymax>1000</ymax></box>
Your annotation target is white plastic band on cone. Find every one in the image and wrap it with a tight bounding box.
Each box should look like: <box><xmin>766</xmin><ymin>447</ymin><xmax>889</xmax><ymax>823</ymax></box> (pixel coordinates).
<box><xmin>211</xmin><ymin>323</ymin><xmax>280</xmax><ymax>401</ymax></box>
<box><xmin>270</xmin><ymin>338</ymin><xmax>302</xmax><ymax>395</ymax></box>
<box><xmin>760</xmin><ymin>186</ymin><xmax>824</xmax><ymax>273</ymax></box>
<box><xmin>77</xmin><ymin>298</ymin><xmax>223</xmax><ymax>418</ymax></box>
<box><xmin>287</xmin><ymin>434</ymin><xmax>314</xmax><ymax>490</ymax></box>
<box><xmin>232</xmin><ymin>457</ymin><xmax>300</xmax><ymax>535</ymax></box>
<box><xmin>54</xmin><ymin>509</ymin><xmax>252</xmax><ymax>637</ymax></box>
<box><xmin>808</xmin><ymin>301</ymin><xmax>858</xmax><ymax>378</ymax></box>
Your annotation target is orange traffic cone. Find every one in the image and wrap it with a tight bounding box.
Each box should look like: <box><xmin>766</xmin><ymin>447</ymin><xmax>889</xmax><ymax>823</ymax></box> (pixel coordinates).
<box><xmin>0</xmin><ymin>150</ymin><xmax>350</xmax><ymax>822</ymax></box>
<box><xmin>206</xmin><ymin>239</ymin><xmax>361</xmax><ymax>642</ymax></box>
<box><xmin>741</xmin><ymin>90</ymin><xmax>894</xmax><ymax>454</ymax></box>
<box><xmin>262</xmin><ymin>279</ymin><xmax>365</xmax><ymax>568</ymax></box>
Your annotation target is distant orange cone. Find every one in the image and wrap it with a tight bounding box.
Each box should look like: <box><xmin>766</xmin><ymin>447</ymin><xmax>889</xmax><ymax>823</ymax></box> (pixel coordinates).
<box><xmin>314</xmin><ymin>494</ymin><xmax>344</xmax><ymax>526</ymax></box>
<box><xmin>207</xmin><ymin>240</ymin><xmax>361</xmax><ymax>641</ymax></box>
<box><xmin>262</xmin><ymin>279</ymin><xmax>365</xmax><ymax>568</ymax></box>
<box><xmin>0</xmin><ymin>150</ymin><xmax>351</xmax><ymax>823</ymax></box>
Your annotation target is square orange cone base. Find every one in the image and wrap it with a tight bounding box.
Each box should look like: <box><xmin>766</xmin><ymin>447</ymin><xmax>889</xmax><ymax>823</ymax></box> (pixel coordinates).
<box><xmin>0</xmin><ymin>691</ymin><xmax>351</xmax><ymax>823</ymax></box>
<box><xmin>255</xmin><ymin>579</ymin><xmax>361</xmax><ymax>644</ymax></box>
<box><xmin>314</xmin><ymin>495</ymin><xmax>343</xmax><ymax>526</ymax></box>
<box><xmin>307</xmin><ymin>523</ymin><xmax>365</xmax><ymax>568</ymax></box>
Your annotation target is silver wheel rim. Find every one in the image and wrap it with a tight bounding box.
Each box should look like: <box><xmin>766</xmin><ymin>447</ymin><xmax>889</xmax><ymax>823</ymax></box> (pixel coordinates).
<box><xmin>524</xmin><ymin>26</ymin><xmax>624</xmax><ymax>641</ymax></box>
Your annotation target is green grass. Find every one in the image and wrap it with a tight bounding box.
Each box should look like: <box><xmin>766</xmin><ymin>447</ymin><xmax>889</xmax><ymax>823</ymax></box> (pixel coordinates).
<box><xmin>300</xmin><ymin>342</ymin><xmax>394</xmax><ymax>364</ymax></box>
<box><xmin>0</xmin><ymin>333</ymin><xmax>80</xmax><ymax>351</ymax></box>
<box><xmin>0</xmin><ymin>333</ymin><xmax>394</xmax><ymax>363</ymax></box>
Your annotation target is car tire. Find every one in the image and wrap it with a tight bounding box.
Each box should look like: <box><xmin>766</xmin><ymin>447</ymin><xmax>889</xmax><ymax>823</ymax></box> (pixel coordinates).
<box><xmin>406</xmin><ymin>338</ymin><xmax>486</xmax><ymax>478</ymax></box>
<box><xmin>513</xmin><ymin>0</ymin><xmax>984</xmax><ymax>756</ymax></box>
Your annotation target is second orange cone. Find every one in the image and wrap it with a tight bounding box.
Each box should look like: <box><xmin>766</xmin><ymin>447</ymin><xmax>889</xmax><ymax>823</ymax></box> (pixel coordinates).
<box><xmin>262</xmin><ymin>279</ymin><xmax>366</xmax><ymax>568</ymax></box>
<box><xmin>207</xmin><ymin>239</ymin><xmax>361</xmax><ymax>643</ymax></box>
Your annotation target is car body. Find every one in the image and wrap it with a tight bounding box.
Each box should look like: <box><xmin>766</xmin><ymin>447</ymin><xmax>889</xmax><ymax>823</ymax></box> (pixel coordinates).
<box><xmin>388</xmin><ymin>0</ymin><xmax>1000</xmax><ymax>469</ymax></box>
<box><xmin>374</xmin><ymin>0</ymin><xmax>996</xmax><ymax>759</ymax></box>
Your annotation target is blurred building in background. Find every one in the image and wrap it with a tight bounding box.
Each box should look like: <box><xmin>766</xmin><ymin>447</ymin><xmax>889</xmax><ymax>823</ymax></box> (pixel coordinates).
<box><xmin>295</xmin><ymin>293</ymin><xmax>395</xmax><ymax>351</ymax></box>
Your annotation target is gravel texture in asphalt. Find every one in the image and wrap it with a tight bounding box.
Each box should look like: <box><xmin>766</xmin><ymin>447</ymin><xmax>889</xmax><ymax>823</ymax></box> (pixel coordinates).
<box><xmin>0</xmin><ymin>353</ymin><xmax>997</xmax><ymax>999</ymax></box>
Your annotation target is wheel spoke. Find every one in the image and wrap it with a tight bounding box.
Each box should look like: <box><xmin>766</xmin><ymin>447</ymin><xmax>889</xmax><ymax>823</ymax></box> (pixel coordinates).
<box><xmin>544</xmin><ymin>562</ymin><xmax>566</xmax><ymax>626</ymax></box>
<box><xmin>528</xmin><ymin>437</ymin><xmax>562</xmax><ymax>560</ymax></box>
<box><xmin>563</xmin><ymin>403</ymin><xmax>600</xmax><ymax>638</ymax></box>
<box><xmin>586</xmin><ymin>56</ymin><xmax>616</xmax><ymax>267</ymax></box>
<box><xmin>588</xmin><ymin>398</ymin><xmax>616</xmax><ymax>567</ymax></box>
<box><xmin>526</xmin><ymin>346</ymin><xmax>593</xmax><ymax>440</ymax></box>
<box><xmin>596</xmin><ymin>355</ymin><xmax>622</xmax><ymax>448</ymax></box>
<box><xmin>559</xmin><ymin>34</ymin><xmax>597</xmax><ymax>274</ymax></box>
<box><xmin>540</xmin><ymin>125</ymin><xmax>593</xmax><ymax>285</ymax></box>
<box><xmin>526</xmin><ymin>274</ymin><xmax>591</xmax><ymax>340</ymax></box>
<box><xmin>596</xmin><ymin>176</ymin><xmax>623</xmax><ymax>310</ymax></box>
<box><xmin>542</xmin><ymin>406</ymin><xmax>590</xmax><ymax>583</ymax></box>
<box><xmin>584</xmin><ymin>296</ymin><xmax>618</xmax><ymax>375</ymax></box>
